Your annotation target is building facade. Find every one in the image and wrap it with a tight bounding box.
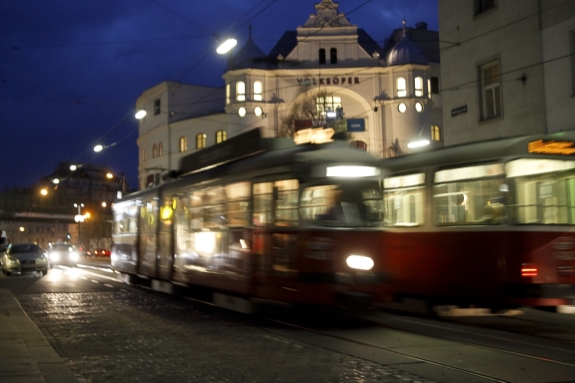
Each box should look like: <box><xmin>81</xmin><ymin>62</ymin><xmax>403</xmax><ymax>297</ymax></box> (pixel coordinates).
<box><xmin>136</xmin><ymin>0</ymin><xmax>442</xmax><ymax>189</ymax></box>
<box><xmin>438</xmin><ymin>0</ymin><xmax>575</xmax><ymax>144</ymax></box>
<box><xmin>0</xmin><ymin>162</ymin><xmax>125</xmax><ymax>249</ymax></box>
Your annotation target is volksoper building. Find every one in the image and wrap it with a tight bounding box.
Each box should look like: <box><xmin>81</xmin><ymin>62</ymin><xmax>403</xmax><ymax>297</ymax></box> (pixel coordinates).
<box><xmin>136</xmin><ymin>0</ymin><xmax>442</xmax><ymax>189</ymax></box>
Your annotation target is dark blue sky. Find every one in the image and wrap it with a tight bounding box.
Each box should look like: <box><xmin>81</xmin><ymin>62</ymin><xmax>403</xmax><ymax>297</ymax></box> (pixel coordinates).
<box><xmin>0</xmin><ymin>0</ymin><xmax>438</xmax><ymax>190</ymax></box>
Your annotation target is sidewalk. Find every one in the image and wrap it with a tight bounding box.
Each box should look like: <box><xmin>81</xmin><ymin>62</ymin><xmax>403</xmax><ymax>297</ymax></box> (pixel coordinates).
<box><xmin>0</xmin><ymin>288</ymin><xmax>78</xmax><ymax>383</ymax></box>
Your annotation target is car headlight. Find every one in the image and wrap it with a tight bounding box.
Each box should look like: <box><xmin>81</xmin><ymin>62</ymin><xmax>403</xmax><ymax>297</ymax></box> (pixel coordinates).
<box><xmin>70</xmin><ymin>252</ymin><xmax>79</xmax><ymax>262</ymax></box>
<box><xmin>6</xmin><ymin>256</ymin><xmax>19</xmax><ymax>265</ymax></box>
<box><xmin>346</xmin><ymin>255</ymin><xmax>374</xmax><ymax>271</ymax></box>
<box><xmin>50</xmin><ymin>253</ymin><xmax>60</xmax><ymax>262</ymax></box>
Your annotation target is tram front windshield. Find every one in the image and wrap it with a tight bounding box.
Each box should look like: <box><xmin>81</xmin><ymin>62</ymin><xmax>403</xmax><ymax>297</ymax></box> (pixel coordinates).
<box><xmin>300</xmin><ymin>181</ymin><xmax>383</xmax><ymax>227</ymax></box>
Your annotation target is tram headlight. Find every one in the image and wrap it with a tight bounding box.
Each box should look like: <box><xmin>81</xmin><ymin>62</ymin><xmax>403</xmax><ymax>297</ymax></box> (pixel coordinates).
<box><xmin>346</xmin><ymin>255</ymin><xmax>374</xmax><ymax>271</ymax></box>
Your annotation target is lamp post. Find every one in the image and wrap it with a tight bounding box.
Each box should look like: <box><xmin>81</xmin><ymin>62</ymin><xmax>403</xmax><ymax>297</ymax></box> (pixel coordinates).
<box><xmin>74</xmin><ymin>203</ymin><xmax>84</xmax><ymax>245</ymax></box>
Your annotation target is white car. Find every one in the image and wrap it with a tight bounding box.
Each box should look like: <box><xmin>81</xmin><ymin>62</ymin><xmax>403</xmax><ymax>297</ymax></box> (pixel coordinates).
<box><xmin>2</xmin><ymin>243</ymin><xmax>48</xmax><ymax>276</ymax></box>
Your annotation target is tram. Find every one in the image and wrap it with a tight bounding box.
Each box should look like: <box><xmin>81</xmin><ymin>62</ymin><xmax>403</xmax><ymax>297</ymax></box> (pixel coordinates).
<box><xmin>378</xmin><ymin>130</ymin><xmax>575</xmax><ymax>313</ymax></box>
<box><xmin>111</xmin><ymin>128</ymin><xmax>386</xmax><ymax>313</ymax></box>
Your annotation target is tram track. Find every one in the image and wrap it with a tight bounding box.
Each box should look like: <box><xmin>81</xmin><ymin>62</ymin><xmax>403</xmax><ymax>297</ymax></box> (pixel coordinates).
<box><xmin>259</xmin><ymin>307</ymin><xmax>575</xmax><ymax>383</ymax></box>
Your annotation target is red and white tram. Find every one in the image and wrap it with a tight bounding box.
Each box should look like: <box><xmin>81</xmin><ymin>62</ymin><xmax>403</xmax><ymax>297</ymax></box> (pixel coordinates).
<box><xmin>378</xmin><ymin>130</ymin><xmax>575</xmax><ymax>312</ymax></box>
<box><xmin>111</xmin><ymin>129</ymin><xmax>386</xmax><ymax>312</ymax></box>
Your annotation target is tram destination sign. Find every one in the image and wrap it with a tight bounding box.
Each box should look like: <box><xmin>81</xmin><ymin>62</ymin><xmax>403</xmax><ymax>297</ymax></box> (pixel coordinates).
<box><xmin>528</xmin><ymin>139</ymin><xmax>575</xmax><ymax>155</ymax></box>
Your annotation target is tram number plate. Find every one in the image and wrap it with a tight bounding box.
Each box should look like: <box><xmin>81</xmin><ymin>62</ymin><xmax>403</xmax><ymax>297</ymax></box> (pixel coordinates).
<box><xmin>305</xmin><ymin>238</ymin><xmax>335</xmax><ymax>260</ymax></box>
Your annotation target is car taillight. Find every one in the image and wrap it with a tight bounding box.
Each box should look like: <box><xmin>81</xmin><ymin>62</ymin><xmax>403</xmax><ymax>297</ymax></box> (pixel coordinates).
<box><xmin>521</xmin><ymin>263</ymin><xmax>538</xmax><ymax>277</ymax></box>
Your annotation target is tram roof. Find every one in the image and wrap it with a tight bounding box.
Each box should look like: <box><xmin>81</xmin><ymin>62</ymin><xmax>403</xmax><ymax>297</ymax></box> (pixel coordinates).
<box><xmin>384</xmin><ymin>130</ymin><xmax>575</xmax><ymax>172</ymax></box>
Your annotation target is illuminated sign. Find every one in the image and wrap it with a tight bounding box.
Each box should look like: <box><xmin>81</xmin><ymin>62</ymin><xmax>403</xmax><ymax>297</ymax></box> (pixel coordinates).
<box><xmin>347</xmin><ymin>119</ymin><xmax>365</xmax><ymax>132</ymax></box>
<box><xmin>528</xmin><ymin>140</ymin><xmax>575</xmax><ymax>155</ymax></box>
<box><xmin>294</xmin><ymin>128</ymin><xmax>334</xmax><ymax>145</ymax></box>
<box><xmin>297</xmin><ymin>77</ymin><xmax>360</xmax><ymax>86</ymax></box>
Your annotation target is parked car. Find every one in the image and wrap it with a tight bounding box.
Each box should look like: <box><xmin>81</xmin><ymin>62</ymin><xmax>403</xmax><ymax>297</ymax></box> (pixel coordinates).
<box><xmin>2</xmin><ymin>243</ymin><xmax>48</xmax><ymax>276</ymax></box>
<box><xmin>47</xmin><ymin>243</ymin><xmax>80</xmax><ymax>266</ymax></box>
<box><xmin>93</xmin><ymin>248</ymin><xmax>110</xmax><ymax>257</ymax></box>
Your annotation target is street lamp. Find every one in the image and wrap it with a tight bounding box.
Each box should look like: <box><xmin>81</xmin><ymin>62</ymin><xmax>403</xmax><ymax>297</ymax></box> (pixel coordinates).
<box><xmin>216</xmin><ymin>37</ymin><xmax>237</xmax><ymax>54</ymax></box>
<box><xmin>94</xmin><ymin>142</ymin><xmax>117</xmax><ymax>153</ymax></box>
<box><xmin>74</xmin><ymin>203</ymin><xmax>85</xmax><ymax>222</ymax></box>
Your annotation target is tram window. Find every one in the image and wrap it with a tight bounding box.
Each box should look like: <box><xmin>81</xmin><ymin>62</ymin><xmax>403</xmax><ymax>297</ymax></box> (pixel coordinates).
<box><xmin>203</xmin><ymin>187</ymin><xmax>226</xmax><ymax>228</ymax></box>
<box><xmin>253</xmin><ymin>182</ymin><xmax>273</xmax><ymax>226</ymax></box>
<box><xmin>433</xmin><ymin>178</ymin><xmax>505</xmax><ymax>225</ymax></box>
<box><xmin>301</xmin><ymin>182</ymin><xmax>382</xmax><ymax>227</ymax></box>
<box><xmin>160</xmin><ymin>197</ymin><xmax>174</xmax><ymax>229</ymax></box>
<box><xmin>113</xmin><ymin>203</ymin><xmax>137</xmax><ymax>234</ymax></box>
<box><xmin>275</xmin><ymin>179</ymin><xmax>299</xmax><ymax>226</ymax></box>
<box><xmin>506</xmin><ymin>158</ymin><xmax>575</xmax><ymax>225</ymax></box>
<box><xmin>226</xmin><ymin>182</ymin><xmax>251</xmax><ymax>226</ymax></box>
<box><xmin>383</xmin><ymin>173</ymin><xmax>424</xmax><ymax>227</ymax></box>
<box><xmin>140</xmin><ymin>198</ymin><xmax>158</xmax><ymax>233</ymax></box>
<box><xmin>383</xmin><ymin>186</ymin><xmax>425</xmax><ymax>227</ymax></box>
<box><xmin>189</xmin><ymin>192</ymin><xmax>204</xmax><ymax>229</ymax></box>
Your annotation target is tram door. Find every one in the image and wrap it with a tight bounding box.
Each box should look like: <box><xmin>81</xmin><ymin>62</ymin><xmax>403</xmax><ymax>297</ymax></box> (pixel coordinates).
<box><xmin>138</xmin><ymin>196</ymin><xmax>158</xmax><ymax>277</ymax></box>
<box><xmin>157</xmin><ymin>196</ymin><xmax>174</xmax><ymax>280</ymax></box>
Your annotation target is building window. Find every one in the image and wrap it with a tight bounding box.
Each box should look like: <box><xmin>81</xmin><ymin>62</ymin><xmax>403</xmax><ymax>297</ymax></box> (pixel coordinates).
<box><xmin>415</xmin><ymin>76</ymin><xmax>424</xmax><ymax>97</ymax></box>
<box><xmin>319</xmin><ymin>48</ymin><xmax>326</xmax><ymax>64</ymax></box>
<box><xmin>152</xmin><ymin>144</ymin><xmax>157</xmax><ymax>158</ymax></box>
<box><xmin>254</xmin><ymin>81</ymin><xmax>263</xmax><ymax>101</ymax></box>
<box><xmin>397</xmin><ymin>77</ymin><xmax>407</xmax><ymax>98</ymax></box>
<box><xmin>479</xmin><ymin>60</ymin><xmax>502</xmax><ymax>120</ymax></box>
<box><xmin>430</xmin><ymin>77</ymin><xmax>440</xmax><ymax>94</ymax></box>
<box><xmin>196</xmin><ymin>133</ymin><xmax>206</xmax><ymax>149</ymax></box>
<box><xmin>226</xmin><ymin>84</ymin><xmax>230</xmax><ymax>104</ymax></box>
<box><xmin>330</xmin><ymin>48</ymin><xmax>337</xmax><ymax>64</ymax></box>
<box><xmin>431</xmin><ymin>125</ymin><xmax>441</xmax><ymax>141</ymax></box>
<box><xmin>316</xmin><ymin>96</ymin><xmax>342</xmax><ymax>118</ymax></box>
<box><xmin>179</xmin><ymin>137</ymin><xmax>187</xmax><ymax>152</ymax></box>
<box><xmin>158</xmin><ymin>142</ymin><xmax>163</xmax><ymax>157</ymax></box>
<box><xmin>236</xmin><ymin>81</ymin><xmax>246</xmax><ymax>102</ymax></box>
<box><xmin>154</xmin><ymin>99</ymin><xmax>161</xmax><ymax>115</ymax></box>
<box><xmin>571</xmin><ymin>31</ymin><xmax>575</xmax><ymax>96</ymax></box>
<box><xmin>475</xmin><ymin>0</ymin><xmax>496</xmax><ymax>15</ymax></box>
<box><xmin>216</xmin><ymin>130</ymin><xmax>227</xmax><ymax>144</ymax></box>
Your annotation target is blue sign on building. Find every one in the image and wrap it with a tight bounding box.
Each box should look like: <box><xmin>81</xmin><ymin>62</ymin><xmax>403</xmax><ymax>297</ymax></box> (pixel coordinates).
<box><xmin>347</xmin><ymin>118</ymin><xmax>365</xmax><ymax>132</ymax></box>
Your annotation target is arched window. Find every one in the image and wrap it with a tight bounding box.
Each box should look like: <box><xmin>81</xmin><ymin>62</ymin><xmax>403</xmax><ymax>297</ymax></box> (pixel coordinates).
<box><xmin>397</xmin><ymin>77</ymin><xmax>407</xmax><ymax>98</ymax></box>
<box><xmin>142</xmin><ymin>149</ymin><xmax>147</xmax><ymax>161</ymax></box>
<box><xmin>196</xmin><ymin>133</ymin><xmax>206</xmax><ymax>149</ymax></box>
<box><xmin>179</xmin><ymin>137</ymin><xmax>187</xmax><ymax>152</ymax></box>
<box><xmin>253</xmin><ymin>81</ymin><xmax>263</xmax><ymax>101</ymax></box>
<box><xmin>158</xmin><ymin>142</ymin><xmax>163</xmax><ymax>156</ymax></box>
<box><xmin>431</xmin><ymin>125</ymin><xmax>441</xmax><ymax>141</ymax></box>
<box><xmin>225</xmin><ymin>84</ymin><xmax>230</xmax><ymax>104</ymax></box>
<box><xmin>152</xmin><ymin>144</ymin><xmax>157</xmax><ymax>158</ymax></box>
<box><xmin>236</xmin><ymin>81</ymin><xmax>245</xmax><ymax>102</ymax></box>
<box><xmin>319</xmin><ymin>48</ymin><xmax>326</xmax><ymax>64</ymax></box>
<box><xmin>330</xmin><ymin>48</ymin><xmax>337</xmax><ymax>64</ymax></box>
<box><xmin>216</xmin><ymin>130</ymin><xmax>227</xmax><ymax>144</ymax></box>
<box><xmin>415</xmin><ymin>76</ymin><xmax>424</xmax><ymax>97</ymax></box>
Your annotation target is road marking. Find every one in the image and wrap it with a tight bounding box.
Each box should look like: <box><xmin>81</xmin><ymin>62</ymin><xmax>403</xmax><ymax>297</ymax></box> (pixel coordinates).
<box><xmin>104</xmin><ymin>284</ymin><xmax>114</xmax><ymax>288</ymax></box>
<box><xmin>91</xmin><ymin>279</ymin><xmax>99</xmax><ymax>283</ymax></box>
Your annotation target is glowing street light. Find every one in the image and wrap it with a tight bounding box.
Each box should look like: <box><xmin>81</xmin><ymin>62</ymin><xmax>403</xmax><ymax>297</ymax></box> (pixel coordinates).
<box><xmin>74</xmin><ymin>203</ymin><xmax>85</xmax><ymax>222</ymax></box>
<box><xmin>216</xmin><ymin>38</ymin><xmax>237</xmax><ymax>54</ymax></box>
<box><xmin>40</xmin><ymin>188</ymin><xmax>48</xmax><ymax>196</ymax></box>
<box><xmin>407</xmin><ymin>139</ymin><xmax>430</xmax><ymax>149</ymax></box>
<box><xmin>135</xmin><ymin>109</ymin><xmax>147</xmax><ymax>119</ymax></box>
<box><xmin>94</xmin><ymin>142</ymin><xmax>117</xmax><ymax>153</ymax></box>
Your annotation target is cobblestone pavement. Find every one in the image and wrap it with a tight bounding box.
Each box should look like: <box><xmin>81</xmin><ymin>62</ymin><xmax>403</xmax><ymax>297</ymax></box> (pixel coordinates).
<box><xmin>18</xmin><ymin>289</ymin><xmax>436</xmax><ymax>382</ymax></box>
